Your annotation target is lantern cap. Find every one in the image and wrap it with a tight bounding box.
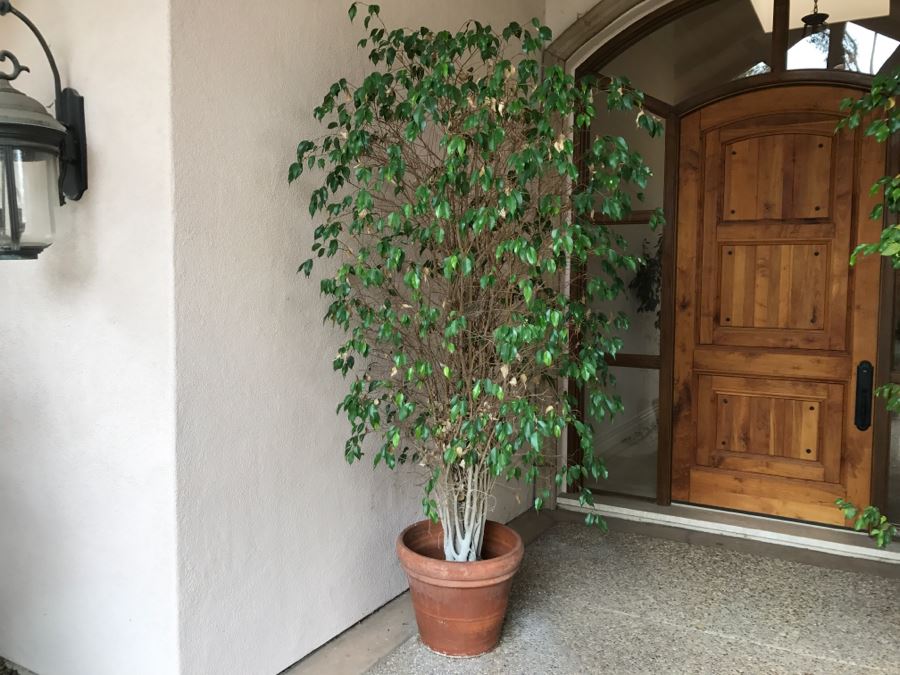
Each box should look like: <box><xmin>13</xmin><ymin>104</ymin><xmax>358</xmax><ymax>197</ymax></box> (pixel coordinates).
<box><xmin>0</xmin><ymin>6</ymin><xmax>87</xmax><ymax>202</ymax></box>
<box><xmin>801</xmin><ymin>0</ymin><xmax>829</xmax><ymax>34</ymax></box>
<box><xmin>0</xmin><ymin>78</ymin><xmax>65</xmax><ymax>136</ymax></box>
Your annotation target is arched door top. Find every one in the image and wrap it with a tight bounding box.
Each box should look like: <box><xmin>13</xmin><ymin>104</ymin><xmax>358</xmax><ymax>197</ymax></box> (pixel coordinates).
<box><xmin>544</xmin><ymin>0</ymin><xmax>711</xmax><ymax>74</ymax></box>
<box><xmin>673</xmin><ymin>71</ymin><xmax>873</xmax><ymax>117</ymax></box>
<box><xmin>547</xmin><ymin>0</ymin><xmax>889</xmax><ymax>104</ymax></box>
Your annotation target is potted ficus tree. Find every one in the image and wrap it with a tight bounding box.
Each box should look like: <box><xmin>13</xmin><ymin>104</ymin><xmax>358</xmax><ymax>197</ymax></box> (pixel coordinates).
<box><xmin>291</xmin><ymin>3</ymin><xmax>661</xmax><ymax>656</ymax></box>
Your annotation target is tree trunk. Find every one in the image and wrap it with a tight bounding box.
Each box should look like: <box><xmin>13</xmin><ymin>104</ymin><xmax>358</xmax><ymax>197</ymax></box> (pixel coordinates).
<box><xmin>437</xmin><ymin>465</ymin><xmax>491</xmax><ymax>561</ymax></box>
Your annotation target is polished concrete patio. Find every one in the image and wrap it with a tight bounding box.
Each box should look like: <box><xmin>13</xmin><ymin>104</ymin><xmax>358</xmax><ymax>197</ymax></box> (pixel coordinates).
<box><xmin>365</xmin><ymin>517</ymin><xmax>900</xmax><ymax>675</ymax></box>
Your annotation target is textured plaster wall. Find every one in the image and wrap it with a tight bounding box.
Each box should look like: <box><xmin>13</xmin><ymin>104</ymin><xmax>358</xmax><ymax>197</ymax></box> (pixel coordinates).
<box><xmin>0</xmin><ymin>2</ymin><xmax>177</xmax><ymax>675</ymax></box>
<box><xmin>0</xmin><ymin>2</ymin><xmax>624</xmax><ymax>673</ymax></box>
<box><xmin>170</xmin><ymin>1</ymin><xmax>541</xmax><ymax>673</ymax></box>
<box><xmin>544</xmin><ymin>0</ymin><xmax>602</xmax><ymax>39</ymax></box>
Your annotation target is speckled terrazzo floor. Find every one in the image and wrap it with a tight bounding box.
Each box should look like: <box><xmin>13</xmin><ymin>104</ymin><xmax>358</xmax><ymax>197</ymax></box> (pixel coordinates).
<box><xmin>367</xmin><ymin>522</ymin><xmax>900</xmax><ymax>674</ymax></box>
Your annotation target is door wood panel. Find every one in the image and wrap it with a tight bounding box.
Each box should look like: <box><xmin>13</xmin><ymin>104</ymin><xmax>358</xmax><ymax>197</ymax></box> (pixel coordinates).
<box><xmin>672</xmin><ymin>86</ymin><xmax>884</xmax><ymax>525</ymax></box>
<box><xmin>722</xmin><ymin>132</ymin><xmax>833</xmax><ymax>221</ymax></box>
<box><xmin>718</xmin><ymin>242</ymin><xmax>828</xmax><ymax>330</ymax></box>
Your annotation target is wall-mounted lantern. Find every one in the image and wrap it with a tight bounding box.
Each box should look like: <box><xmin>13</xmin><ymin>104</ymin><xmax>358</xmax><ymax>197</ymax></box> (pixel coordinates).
<box><xmin>801</xmin><ymin>1</ymin><xmax>830</xmax><ymax>37</ymax></box>
<box><xmin>0</xmin><ymin>1</ymin><xmax>86</xmax><ymax>260</ymax></box>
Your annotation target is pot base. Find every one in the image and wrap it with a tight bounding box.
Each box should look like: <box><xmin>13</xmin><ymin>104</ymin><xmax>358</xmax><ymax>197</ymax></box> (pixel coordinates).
<box><xmin>396</xmin><ymin>520</ymin><xmax>524</xmax><ymax>657</ymax></box>
<box><xmin>419</xmin><ymin>640</ymin><xmax>497</xmax><ymax>659</ymax></box>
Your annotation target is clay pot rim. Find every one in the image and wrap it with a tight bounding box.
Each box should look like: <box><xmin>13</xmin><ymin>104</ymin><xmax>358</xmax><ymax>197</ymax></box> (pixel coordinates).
<box><xmin>396</xmin><ymin>519</ymin><xmax>524</xmax><ymax>587</ymax></box>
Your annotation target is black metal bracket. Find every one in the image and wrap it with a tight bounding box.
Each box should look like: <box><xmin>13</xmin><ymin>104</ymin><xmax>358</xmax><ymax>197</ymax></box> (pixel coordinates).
<box><xmin>58</xmin><ymin>87</ymin><xmax>86</xmax><ymax>201</ymax></box>
<box><xmin>1</xmin><ymin>0</ymin><xmax>87</xmax><ymax>203</ymax></box>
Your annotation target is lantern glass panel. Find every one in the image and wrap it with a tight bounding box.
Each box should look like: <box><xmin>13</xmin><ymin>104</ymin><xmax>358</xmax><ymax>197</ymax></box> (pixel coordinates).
<box><xmin>0</xmin><ymin>147</ymin><xmax>57</xmax><ymax>255</ymax></box>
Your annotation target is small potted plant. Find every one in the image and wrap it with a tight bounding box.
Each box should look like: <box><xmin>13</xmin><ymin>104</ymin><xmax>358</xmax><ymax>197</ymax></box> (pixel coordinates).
<box><xmin>291</xmin><ymin>3</ymin><xmax>661</xmax><ymax>656</ymax></box>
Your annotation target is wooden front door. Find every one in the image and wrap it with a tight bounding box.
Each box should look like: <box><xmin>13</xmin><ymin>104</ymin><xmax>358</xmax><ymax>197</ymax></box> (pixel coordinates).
<box><xmin>672</xmin><ymin>85</ymin><xmax>884</xmax><ymax>525</ymax></box>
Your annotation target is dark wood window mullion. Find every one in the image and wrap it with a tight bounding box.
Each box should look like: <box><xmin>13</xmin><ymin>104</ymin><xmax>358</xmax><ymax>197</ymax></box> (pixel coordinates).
<box><xmin>656</xmin><ymin>111</ymin><xmax>680</xmax><ymax>506</ymax></box>
<box><xmin>827</xmin><ymin>23</ymin><xmax>846</xmax><ymax>70</ymax></box>
<box><xmin>771</xmin><ymin>0</ymin><xmax>790</xmax><ymax>73</ymax></box>
<box><xmin>566</xmin><ymin>108</ymin><xmax>593</xmax><ymax>492</ymax></box>
<box><xmin>606</xmin><ymin>354</ymin><xmax>661</xmax><ymax>370</ymax></box>
<box><xmin>568</xmin><ymin>86</ymin><xmax>677</xmax><ymax>503</ymax></box>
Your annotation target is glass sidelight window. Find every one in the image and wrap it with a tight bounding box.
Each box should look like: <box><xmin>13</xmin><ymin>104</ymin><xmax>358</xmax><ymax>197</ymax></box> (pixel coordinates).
<box><xmin>888</xmin><ymin>272</ymin><xmax>900</xmax><ymax>523</ymax></box>
<box><xmin>581</xmin><ymin>106</ymin><xmax>668</xmax><ymax>499</ymax></box>
<box><xmin>597</xmin><ymin>1</ymin><xmax>900</xmax><ymax>107</ymax></box>
<box><xmin>590</xmin><ymin>367</ymin><xmax>660</xmax><ymax>499</ymax></box>
<box><xmin>602</xmin><ymin>0</ymin><xmax>771</xmax><ymax>104</ymax></box>
<box><xmin>787</xmin><ymin>22</ymin><xmax>899</xmax><ymax>73</ymax></box>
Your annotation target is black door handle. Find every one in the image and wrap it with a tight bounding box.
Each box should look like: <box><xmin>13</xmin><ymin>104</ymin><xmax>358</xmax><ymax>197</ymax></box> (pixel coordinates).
<box><xmin>855</xmin><ymin>360</ymin><xmax>874</xmax><ymax>431</ymax></box>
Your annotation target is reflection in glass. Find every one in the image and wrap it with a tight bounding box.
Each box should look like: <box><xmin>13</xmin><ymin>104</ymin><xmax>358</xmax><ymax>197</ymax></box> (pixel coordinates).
<box><xmin>889</xmin><ymin>272</ymin><xmax>900</xmax><ymax>523</ymax></box>
<box><xmin>586</xmin><ymin>106</ymin><xmax>665</xmax><ymax>355</ymax></box>
<box><xmin>787</xmin><ymin>23</ymin><xmax>900</xmax><ymax>72</ymax></box>
<box><xmin>738</xmin><ymin>62</ymin><xmax>772</xmax><ymax>78</ymax></box>
<box><xmin>889</xmin><ymin>413</ymin><xmax>900</xmax><ymax>522</ymax></box>
<box><xmin>586</xmin><ymin>367</ymin><xmax>659</xmax><ymax>499</ymax></box>
<box><xmin>587</xmin><ymin>223</ymin><xmax>662</xmax><ymax>356</ymax></box>
<box><xmin>602</xmin><ymin>0</ymin><xmax>771</xmax><ymax>104</ymax></box>
<box><xmin>590</xmin><ymin>109</ymin><xmax>666</xmax><ymax>206</ymax></box>
<box><xmin>599</xmin><ymin>1</ymin><xmax>900</xmax><ymax>105</ymax></box>
<box><xmin>844</xmin><ymin>22</ymin><xmax>899</xmax><ymax>72</ymax></box>
<box><xmin>894</xmin><ymin>272</ymin><xmax>900</xmax><ymax>368</ymax></box>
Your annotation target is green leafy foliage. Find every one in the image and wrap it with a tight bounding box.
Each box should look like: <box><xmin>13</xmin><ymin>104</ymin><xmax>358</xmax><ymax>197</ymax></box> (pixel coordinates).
<box><xmin>877</xmin><ymin>382</ymin><xmax>900</xmax><ymax>413</ymax></box>
<box><xmin>292</xmin><ymin>4</ymin><xmax>663</xmax><ymax>540</ymax></box>
<box><xmin>836</xmin><ymin>499</ymin><xmax>897</xmax><ymax>549</ymax></box>
<box><xmin>834</xmin><ymin>71</ymin><xmax>900</xmax><ymax>538</ymax></box>
<box><xmin>840</xmin><ymin>69</ymin><xmax>900</xmax><ymax>275</ymax></box>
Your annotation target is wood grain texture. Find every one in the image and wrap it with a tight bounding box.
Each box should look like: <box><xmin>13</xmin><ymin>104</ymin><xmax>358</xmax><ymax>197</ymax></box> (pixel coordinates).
<box><xmin>718</xmin><ymin>243</ymin><xmax>827</xmax><ymax>329</ymax></box>
<box><xmin>694</xmin><ymin>374</ymin><xmax>843</xmax><ymax>483</ymax></box>
<box><xmin>722</xmin><ymin>133</ymin><xmax>832</xmax><ymax>221</ymax></box>
<box><xmin>692</xmin><ymin>348</ymin><xmax>850</xmax><ymax>381</ymax></box>
<box><xmin>771</xmin><ymin>0</ymin><xmax>789</xmax><ymax>73</ymax></box>
<box><xmin>671</xmin><ymin>111</ymin><xmax>702</xmax><ymax>500</ymax></box>
<box><xmin>656</xmin><ymin>112</ymin><xmax>680</xmax><ymax>506</ymax></box>
<box><xmin>842</xmin><ymin>115</ymin><xmax>885</xmax><ymax>510</ymax></box>
<box><xmin>672</xmin><ymin>85</ymin><xmax>885</xmax><ymax>525</ymax></box>
<box><xmin>689</xmin><ymin>467</ymin><xmax>845</xmax><ymax>525</ymax></box>
<box><xmin>605</xmin><ymin>353</ymin><xmax>660</xmax><ymax>369</ymax></box>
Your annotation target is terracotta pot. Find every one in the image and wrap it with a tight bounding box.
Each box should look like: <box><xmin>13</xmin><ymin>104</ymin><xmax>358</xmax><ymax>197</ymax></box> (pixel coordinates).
<box><xmin>396</xmin><ymin>519</ymin><xmax>524</xmax><ymax>657</ymax></box>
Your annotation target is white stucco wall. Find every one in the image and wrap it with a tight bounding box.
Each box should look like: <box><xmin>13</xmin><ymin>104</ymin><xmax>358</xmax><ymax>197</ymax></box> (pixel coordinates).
<box><xmin>545</xmin><ymin>0</ymin><xmax>601</xmax><ymax>39</ymax></box>
<box><xmin>169</xmin><ymin>1</ymin><xmax>541</xmax><ymax>673</ymax></box>
<box><xmin>0</xmin><ymin>2</ymin><xmax>177</xmax><ymax>675</ymax></box>
<box><xmin>0</xmin><ymin>2</ymin><xmax>629</xmax><ymax>673</ymax></box>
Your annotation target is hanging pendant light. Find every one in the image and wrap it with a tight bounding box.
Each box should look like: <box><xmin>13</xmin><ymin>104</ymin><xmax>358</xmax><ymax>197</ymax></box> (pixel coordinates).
<box><xmin>801</xmin><ymin>0</ymin><xmax>829</xmax><ymax>37</ymax></box>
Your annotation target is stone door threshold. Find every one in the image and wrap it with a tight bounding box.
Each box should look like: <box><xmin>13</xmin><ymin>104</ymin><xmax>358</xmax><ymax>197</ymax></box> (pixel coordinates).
<box><xmin>557</xmin><ymin>494</ymin><xmax>900</xmax><ymax>565</ymax></box>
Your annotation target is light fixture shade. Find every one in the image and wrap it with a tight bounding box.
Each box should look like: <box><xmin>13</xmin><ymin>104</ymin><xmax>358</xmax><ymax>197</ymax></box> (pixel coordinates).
<box><xmin>802</xmin><ymin>13</ymin><xmax>829</xmax><ymax>36</ymax></box>
<box><xmin>801</xmin><ymin>1</ymin><xmax>829</xmax><ymax>36</ymax></box>
<box><xmin>0</xmin><ymin>78</ymin><xmax>65</xmax><ymax>148</ymax></box>
<box><xmin>0</xmin><ymin>146</ymin><xmax>57</xmax><ymax>258</ymax></box>
<box><xmin>0</xmin><ymin>77</ymin><xmax>65</xmax><ymax>259</ymax></box>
